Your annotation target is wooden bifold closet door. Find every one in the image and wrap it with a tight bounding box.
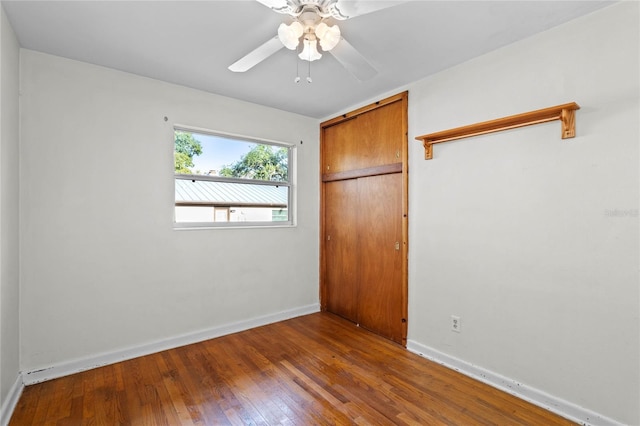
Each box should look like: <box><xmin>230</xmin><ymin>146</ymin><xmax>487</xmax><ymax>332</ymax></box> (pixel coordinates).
<box><xmin>321</xmin><ymin>92</ymin><xmax>408</xmax><ymax>346</ymax></box>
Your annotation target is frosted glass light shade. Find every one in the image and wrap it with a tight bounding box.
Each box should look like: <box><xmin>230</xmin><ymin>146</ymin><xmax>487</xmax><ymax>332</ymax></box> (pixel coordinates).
<box><xmin>298</xmin><ymin>38</ymin><xmax>322</xmax><ymax>61</ymax></box>
<box><xmin>278</xmin><ymin>22</ymin><xmax>303</xmax><ymax>50</ymax></box>
<box><xmin>315</xmin><ymin>22</ymin><xmax>341</xmax><ymax>51</ymax></box>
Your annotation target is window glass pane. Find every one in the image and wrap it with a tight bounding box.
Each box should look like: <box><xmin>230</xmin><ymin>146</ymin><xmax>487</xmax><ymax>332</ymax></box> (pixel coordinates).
<box><xmin>174</xmin><ymin>129</ymin><xmax>291</xmax><ymax>226</ymax></box>
<box><xmin>272</xmin><ymin>208</ymin><xmax>288</xmax><ymax>222</ymax></box>
<box><xmin>175</xmin><ymin>131</ymin><xmax>288</xmax><ymax>182</ymax></box>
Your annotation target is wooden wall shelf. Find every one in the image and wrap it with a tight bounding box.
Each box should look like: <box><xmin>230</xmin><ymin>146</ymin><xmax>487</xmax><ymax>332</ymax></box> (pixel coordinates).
<box><xmin>415</xmin><ymin>102</ymin><xmax>580</xmax><ymax>160</ymax></box>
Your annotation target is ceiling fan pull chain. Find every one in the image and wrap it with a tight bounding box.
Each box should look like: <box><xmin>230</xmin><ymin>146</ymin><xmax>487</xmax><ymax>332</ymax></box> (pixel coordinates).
<box><xmin>295</xmin><ymin>49</ymin><xmax>301</xmax><ymax>83</ymax></box>
<box><xmin>307</xmin><ymin>58</ymin><xmax>312</xmax><ymax>83</ymax></box>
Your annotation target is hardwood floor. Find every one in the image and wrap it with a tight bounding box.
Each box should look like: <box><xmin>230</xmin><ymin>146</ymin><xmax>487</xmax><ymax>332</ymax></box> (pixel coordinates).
<box><xmin>10</xmin><ymin>312</ymin><xmax>575</xmax><ymax>425</ymax></box>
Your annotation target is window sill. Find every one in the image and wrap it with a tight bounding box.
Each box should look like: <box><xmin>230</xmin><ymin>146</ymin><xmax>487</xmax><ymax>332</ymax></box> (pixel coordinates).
<box><xmin>173</xmin><ymin>223</ymin><xmax>296</xmax><ymax>231</ymax></box>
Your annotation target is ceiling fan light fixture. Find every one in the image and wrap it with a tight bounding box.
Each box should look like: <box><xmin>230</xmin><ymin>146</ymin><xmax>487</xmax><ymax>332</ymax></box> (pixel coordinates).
<box><xmin>230</xmin><ymin>0</ymin><xmax>379</xmax><ymax>80</ymax></box>
<box><xmin>278</xmin><ymin>21</ymin><xmax>303</xmax><ymax>50</ymax></box>
<box><xmin>298</xmin><ymin>37</ymin><xmax>322</xmax><ymax>61</ymax></box>
<box><xmin>315</xmin><ymin>22</ymin><xmax>341</xmax><ymax>51</ymax></box>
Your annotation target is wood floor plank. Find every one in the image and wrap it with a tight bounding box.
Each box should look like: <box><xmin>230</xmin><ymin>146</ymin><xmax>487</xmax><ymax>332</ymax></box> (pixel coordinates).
<box><xmin>11</xmin><ymin>382</ymin><xmax>43</xmax><ymax>425</ymax></box>
<box><xmin>155</xmin><ymin>353</ymin><xmax>199</xmax><ymax>425</ymax></box>
<box><xmin>281</xmin><ymin>321</ymin><xmax>460</xmax><ymax>424</ymax></box>
<box><xmin>279</xmin><ymin>317</ymin><xmax>456</xmax><ymax>424</ymax></box>
<box><xmin>226</xmin><ymin>341</ymin><xmax>302</xmax><ymax>424</ymax></box>
<box><xmin>197</xmin><ymin>341</ymin><xmax>268</xmax><ymax>425</ymax></box>
<box><xmin>10</xmin><ymin>313</ymin><xmax>576</xmax><ymax>425</ymax></box>
<box><xmin>167</xmin><ymin>346</ymin><xmax>227</xmax><ymax>425</ymax></box>
<box><xmin>236</xmin><ymin>332</ymin><xmax>340</xmax><ymax>425</ymax></box>
<box><xmin>213</xmin><ymin>336</ymin><xmax>287</xmax><ymax>425</ymax></box>
<box><xmin>80</xmin><ymin>370</ymin><xmax>96</xmax><ymax>423</ymax></box>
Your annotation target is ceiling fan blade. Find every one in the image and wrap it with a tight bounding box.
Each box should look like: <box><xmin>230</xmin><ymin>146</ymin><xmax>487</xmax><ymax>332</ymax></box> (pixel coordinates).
<box><xmin>255</xmin><ymin>0</ymin><xmax>294</xmax><ymax>14</ymax></box>
<box><xmin>228</xmin><ymin>36</ymin><xmax>284</xmax><ymax>72</ymax></box>
<box><xmin>329</xmin><ymin>37</ymin><xmax>377</xmax><ymax>81</ymax></box>
<box><xmin>331</xmin><ymin>0</ymin><xmax>407</xmax><ymax>19</ymax></box>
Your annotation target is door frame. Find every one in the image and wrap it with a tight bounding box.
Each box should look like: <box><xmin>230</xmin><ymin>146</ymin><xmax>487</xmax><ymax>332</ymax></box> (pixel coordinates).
<box><xmin>319</xmin><ymin>91</ymin><xmax>409</xmax><ymax>346</ymax></box>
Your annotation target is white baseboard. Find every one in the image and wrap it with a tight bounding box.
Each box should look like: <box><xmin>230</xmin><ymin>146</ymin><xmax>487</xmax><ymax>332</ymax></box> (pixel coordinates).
<box><xmin>406</xmin><ymin>340</ymin><xmax>623</xmax><ymax>426</ymax></box>
<box><xmin>22</xmin><ymin>303</ymin><xmax>319</xmax><ymax>386</ymax></box>
<box><xmin>0</xmin><ymin>374</ymin><xmax>24</xmax><ymax>426</ymax></box>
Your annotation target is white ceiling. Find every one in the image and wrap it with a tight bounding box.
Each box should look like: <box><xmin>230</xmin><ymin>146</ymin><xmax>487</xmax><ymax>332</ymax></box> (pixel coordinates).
<box><xmin>3</xmin><ymin>0</ymin><xmax>613</xmax><ymax>119</ymax></box>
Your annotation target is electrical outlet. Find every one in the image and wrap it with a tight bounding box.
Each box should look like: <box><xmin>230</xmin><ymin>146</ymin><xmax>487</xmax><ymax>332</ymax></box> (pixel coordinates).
<box><xmin>451</xmin><ymin>315</ymin><xmax>461</xmax><ymax>333</ymax></box>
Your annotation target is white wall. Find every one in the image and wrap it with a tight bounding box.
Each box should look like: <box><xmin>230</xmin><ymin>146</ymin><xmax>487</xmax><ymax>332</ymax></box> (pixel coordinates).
<box><xmin>19</xmin><ymin>50</ymin><xmax>320</xmax><ymax>371</ymax></box>
<box><xmin>406</xmin><ymin>2</ymin><xmax>638</xmax><ymax>424</ymax></box>
<box><xmin>0</xmin><ymin>1</ymin><xmax>21</xmax><ymax>415</ymax></box>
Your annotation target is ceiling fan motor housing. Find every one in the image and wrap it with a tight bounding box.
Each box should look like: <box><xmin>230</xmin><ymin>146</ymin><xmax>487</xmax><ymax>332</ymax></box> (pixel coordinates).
<box><xmin>283</xmin><ymin>0</ymin><xmax>348</xmax><ymax>20</ymax></box>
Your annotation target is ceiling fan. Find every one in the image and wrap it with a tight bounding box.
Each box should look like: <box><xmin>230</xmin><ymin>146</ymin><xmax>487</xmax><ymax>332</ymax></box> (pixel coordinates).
<box><xmin>228</xmin><ymin>0</ymin><xmax>403</xmax><ymax>81</ymax></box>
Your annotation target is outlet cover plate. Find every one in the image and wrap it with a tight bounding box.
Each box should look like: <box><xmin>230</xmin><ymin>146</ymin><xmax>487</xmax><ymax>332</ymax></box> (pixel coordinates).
<box><xmin>451</xmin><ymin>315</ymin><xmax>461</xmax><ymax>332</ymax></box>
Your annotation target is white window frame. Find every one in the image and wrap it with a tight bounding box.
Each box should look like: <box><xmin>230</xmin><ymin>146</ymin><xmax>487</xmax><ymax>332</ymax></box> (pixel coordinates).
<box><xmin>173</xmin><ymin>126</ymin><xmax>295</xmax><ymax>229</ymax></box>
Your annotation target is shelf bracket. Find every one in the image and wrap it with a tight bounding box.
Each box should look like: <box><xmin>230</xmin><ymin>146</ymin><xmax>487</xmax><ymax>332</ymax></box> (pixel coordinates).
<box><xmin>561</xmin><ymin>107</ymin><xmax>577</xmax><ymax>139</ymax></box>
<box><xmin>415</xmin><ymin>102</ymin><xmax>580</xmax><ymax>160</ymax></box>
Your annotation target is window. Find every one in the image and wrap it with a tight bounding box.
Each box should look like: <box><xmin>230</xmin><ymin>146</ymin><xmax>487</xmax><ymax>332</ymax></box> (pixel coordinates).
<box><xmin>173</xmin><ymin>128</ymin><xmax>293</xmax><ymax>227</ymax></box>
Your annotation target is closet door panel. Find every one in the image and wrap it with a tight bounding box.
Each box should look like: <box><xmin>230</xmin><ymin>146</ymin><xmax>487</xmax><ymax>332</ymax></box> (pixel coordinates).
<box><xmin>324</xmin><ymin>179</ymin><xmax>359</xmax><ymax>323</ymax></box>
<box><xmin>357</xmin><ymin>173</ymin><xmax>404</xmax><ymax>344</ymax></box>
<box><xmin>357</xmin><ymin>101</ymin><xmax>404</xmax><ymax>170</ymax></box>
<box><xmin>322</xmin><ymin>118</ymin><xmax>360</xmax><ymax>174</ymax></box>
